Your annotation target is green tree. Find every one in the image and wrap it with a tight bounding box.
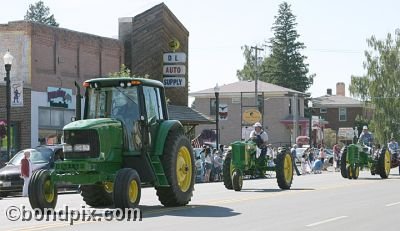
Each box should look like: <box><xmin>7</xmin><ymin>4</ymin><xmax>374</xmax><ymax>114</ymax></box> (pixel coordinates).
<box><xmin>24</xmin><ymin>1</ymin><xmax>59</xmax><ymax>27</ymax></box>
<box><xmin>109</xmin><ymin>64</ymin><xmax>132</xmax><ymax>77</ymax></box>
<box><xmin>236</xmin><ymin>45</ymin><xmax>255</xmax><ymax>81</ymax></box>
<box><xmin>349</xmin><ymin>31</ymin><xmax>400</xmax><ymax>143</ymax></box>
<box><xmin>237</xmin><ymin>2</ymin><xmax>314</xmax><ymax>92</ymax></box>
<box><xmin>109</xmin><ymin>64</ymin><xmax>150</xmax><ymax>78</ymax></box>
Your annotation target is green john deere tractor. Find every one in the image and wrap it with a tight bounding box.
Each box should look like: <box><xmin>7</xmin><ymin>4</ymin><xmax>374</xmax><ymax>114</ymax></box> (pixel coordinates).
<box><xmin>223</xmin><ymin>141</ymin><xmax>294</xmax><ymax>191</ymax></box>
<box><xmin>340</xmin><ymin>143</ymin><xmax>391</xmax><ymax>179</ymax></box>
<box><xmin>29</xmin><ymin>77</ymin><xmax>195</xmax><ymax>210</ymax></box>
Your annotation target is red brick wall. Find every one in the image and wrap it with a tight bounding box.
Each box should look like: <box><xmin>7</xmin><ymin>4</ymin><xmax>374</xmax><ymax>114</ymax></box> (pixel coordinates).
<box><xmin>313</xmin><ymin>107</ymin><xmax>365</xmax><ymax>131</ymax></box>
<box><xmin>29</xmin><ymin>22</ymin><xmax>124</xmax><ymax>94</ymax></box>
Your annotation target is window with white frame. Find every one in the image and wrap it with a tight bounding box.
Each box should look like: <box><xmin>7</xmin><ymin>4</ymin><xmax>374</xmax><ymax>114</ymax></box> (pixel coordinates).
<box><xmin>339</xmin><ymin>107</ymin><xmax>347</xmax><ymax>121</ymax></box>
<box><xmin>320</xmin><ymin>108</ymin><xmax>327</xmax><ymax>113</ymax></box>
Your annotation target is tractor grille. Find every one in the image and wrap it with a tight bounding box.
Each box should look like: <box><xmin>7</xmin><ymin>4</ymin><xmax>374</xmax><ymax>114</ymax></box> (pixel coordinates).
<box><xmin>63</xmin><ymin>130</ymin><xmax>100</xmax><ymax>159</ymax></box>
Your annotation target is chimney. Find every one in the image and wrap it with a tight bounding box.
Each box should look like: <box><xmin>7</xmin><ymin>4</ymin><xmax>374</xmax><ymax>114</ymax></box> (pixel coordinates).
<box><xmin>327</xmin><ymin>88</ymin><xmax>332</xmax><ymax>95</ymax></box>
<box><xmin>336</xmin><ymin>82</ymin><xmax>345</xmax><ymax>96</ymax></box>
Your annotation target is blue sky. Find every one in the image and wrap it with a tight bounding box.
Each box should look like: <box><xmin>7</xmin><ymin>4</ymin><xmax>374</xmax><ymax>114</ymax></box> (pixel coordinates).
<box><xmin>2</xmin><ymin>0</ymin><xmax>400</xmax><ymax>99</ymax></box>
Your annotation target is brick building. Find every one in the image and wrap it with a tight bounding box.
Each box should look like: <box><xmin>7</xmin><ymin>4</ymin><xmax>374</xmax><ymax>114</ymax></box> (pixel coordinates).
<box><xmin>190</xmin><ymin>80</ymin><xmax>308</xmax><ymax>147</ymax></box>
<box><xmin>0</xmin><ymin>21</ymin><xmax>123</xmax><ymax>156</ymax></box>
<box><xmin>0</xmin><ymin>3</ymin><xmax>208</xmax><ymax>159</ymax></box>
<box><xmin>312</xmin><ymin>82</ymin><xmax>371</xmax><ymax>143</ymax></box>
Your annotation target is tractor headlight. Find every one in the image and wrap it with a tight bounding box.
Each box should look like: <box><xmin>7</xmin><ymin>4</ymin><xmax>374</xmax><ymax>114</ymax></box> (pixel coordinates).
<box><xmin>74</xmin><ymin>144</ymin><xmax>91</xmax><ymax>152</ymax></box>
<box><xmin>63</xmin><ymin>144</ymin><xmax>73</xmax><ymax>152</ymax></box>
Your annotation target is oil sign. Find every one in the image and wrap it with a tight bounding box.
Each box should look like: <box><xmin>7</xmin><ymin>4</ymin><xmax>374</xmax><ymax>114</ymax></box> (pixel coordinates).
<box><xmin>163</xmin><ymin>52</ymin><xmax>187</xmax><ymax>63</ymax></box>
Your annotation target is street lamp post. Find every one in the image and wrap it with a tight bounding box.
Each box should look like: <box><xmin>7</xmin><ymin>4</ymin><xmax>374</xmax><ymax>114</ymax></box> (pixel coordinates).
<box><xmin>214</xmin><ymin>83</ymin><xmax>220</xmax><ymax>150</ymax></box>
<box><xmin>3</xmin><ymin>51</ymin><xmax>14</xmax><ymax>161</ymax></box>
<box><xmin>308</xmin><ymin>99</ymin><xmax>313</xmax><ymax>147</ymax></box>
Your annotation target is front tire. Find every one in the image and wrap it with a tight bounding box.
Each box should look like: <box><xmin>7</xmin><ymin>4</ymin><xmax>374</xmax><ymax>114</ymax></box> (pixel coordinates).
<box><xmin>28</xmin><ymin>170</ymin><xmax>58</xmax><ymax>210</ymax></box>
<box><xmin>340</xmin><ymin>147</ymin><xmax>348</xmax><ymax>178</ymax></box>
<box><xmin>114</xmin><ymin>168</ymin><xmax>141</xmax><ymax>209</ymax></box>
<box><xmin>80</xmin><ymin>183</ymin><xmax>113</xmax><ymax>207</ymax></box>
<box><xmin>156</xmin><ymin>130</ymin><xmax>195</xmax><ymax>207</ymax></box>
<box><xmin>353</xmin><ymin>165</ymin><xmax>360</xmax><ymax>179</ymax></box>
<box><xmin>275</xmin><ymin>149</ymin><xmax>293</xmax><ymax>190</ymax></box>
<box><xmin>347</xmin><ymin>165</ymin><xmax>353</xmax><ymax>180</ymax></box>
<box><xmin>232</xmin><ymin>170</ymin><xmax>243</xmax><ymax>191</ymax></box>
<box><xmin>223</xmin><ymin>150</ymin><xmax>233</xmax><ymax>190</ymax></box>
<box><xmin>378</xmin><ymin>148</ymin><xmax>391</xmax><ymax>179</ymax></box>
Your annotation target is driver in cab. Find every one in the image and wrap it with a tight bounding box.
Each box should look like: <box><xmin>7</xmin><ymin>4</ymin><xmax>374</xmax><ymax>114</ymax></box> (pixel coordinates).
<box><xmin>112</xmin><ymin>92</ymin><xmax>139</xmax><ymax>120</ymax></box>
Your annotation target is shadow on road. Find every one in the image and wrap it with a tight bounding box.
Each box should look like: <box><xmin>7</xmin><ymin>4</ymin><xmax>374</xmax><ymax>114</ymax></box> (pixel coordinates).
<box><xmin>354</xmin><ymin>177</ymin><xmax>388</xmax><ymax>180</ymax></box>
<box><xmin>140</xmin><ymin>204</ymin><xmax>240</xmax><ymax>218</ymax></box>
<box><xmin>239</xmin><ymin>188</ymin><xmax>314</xmax><ymax>193</ymax></box>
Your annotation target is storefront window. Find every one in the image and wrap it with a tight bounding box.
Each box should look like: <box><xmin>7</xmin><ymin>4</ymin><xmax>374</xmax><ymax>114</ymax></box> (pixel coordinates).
<box><xmin>0</xmin><ymin>121</ymin><xmax>19</xmax><ymax>161</ymax></box>
<box><xmin>38</xmin><ymin>107</ymin><xmax>75</xmax><ymax>145</ymax></box>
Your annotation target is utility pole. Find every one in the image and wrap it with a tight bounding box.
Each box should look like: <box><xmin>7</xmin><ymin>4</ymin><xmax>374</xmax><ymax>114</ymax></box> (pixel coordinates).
<box><xmin>292</xmin><ymin>93</ymin><xmax>298</xmax><ymax>145</ymax></box>
<box><xmin>251</xmin><ymin>46</ymin><xmax>264</xmax><ymax>107</ymax></box>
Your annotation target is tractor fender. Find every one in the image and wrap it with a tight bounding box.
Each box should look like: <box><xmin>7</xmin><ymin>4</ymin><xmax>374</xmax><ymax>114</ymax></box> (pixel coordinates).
<box><xmin>153</xmin><ymin>120</ymin><xmax>184</xmax><ymax>155</ymax></box>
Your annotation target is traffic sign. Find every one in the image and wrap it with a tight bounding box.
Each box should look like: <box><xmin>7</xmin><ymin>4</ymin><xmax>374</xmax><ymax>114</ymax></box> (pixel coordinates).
<box><xmin>163</xmin><ymin>52</ymin><xmax>187</xmax><ymax>63</ymax></box>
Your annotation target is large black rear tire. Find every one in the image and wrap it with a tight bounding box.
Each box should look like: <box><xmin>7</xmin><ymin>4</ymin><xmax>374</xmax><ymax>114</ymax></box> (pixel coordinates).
<box><xmin>275</xmin><ymin>149</ymin><xmax>293</xmax><ymax>190</ymax></box>
<box><xmin>378</xmin><ymin>148</ymin><xmax>391</xmax><ymax>179</ymax></box>
<box><xmin>28</xmin><ymin>170</ymin><xmax>41</xmax><ymax>209</ymax></box>
<box><xmin>80</xmin><ymin>183</ymin><xmax>113</xmax><ymax>207</ymax></box>
<box><xmin>223</xmin><ymin>150</ymin><xmax>233</xmax><ymax>190</ymax></box>
<box><xmin>114</xmin><ymin>168</ymin><xmax>141</xmax><ymax>209</ymax></box>
<box><xmin>340</xmin><ymin>147</ymin><xmax>348</xmax><ymax>178</ymax></box>
<box><xmin>156</xmin><ymin>129</ymin><xmax>195</xmax><ymax>207</ymax></box>
<box><xmin>28</xmin><ymin>169</ymin><xmax>58</xmax><ymax>211</ymax></box>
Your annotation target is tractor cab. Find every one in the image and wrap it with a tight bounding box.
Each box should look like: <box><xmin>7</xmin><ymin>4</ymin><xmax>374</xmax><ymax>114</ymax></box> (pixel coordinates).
<box><xmin>83</xmin><ymin>78</ymin><xmax>166</xmax><ymax>154</ymax></box>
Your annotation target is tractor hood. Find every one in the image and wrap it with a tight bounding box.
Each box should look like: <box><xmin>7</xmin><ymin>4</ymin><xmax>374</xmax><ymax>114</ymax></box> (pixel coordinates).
<box><xmin>64</xmin><ymin>118</ymin><xmax>121</xmax><ymax>130</ymax></box>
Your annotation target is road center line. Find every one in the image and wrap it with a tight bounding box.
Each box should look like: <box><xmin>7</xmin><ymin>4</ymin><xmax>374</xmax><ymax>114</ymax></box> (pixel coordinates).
<box><xmin>306</xmin><ymin>216</ymin><xmax>348</xmax><ymax>227</ymax></box>
<box><xmin>386</xmin><ymin>202</ymin><xmax>400</xmax><ymax>207</ymax></box>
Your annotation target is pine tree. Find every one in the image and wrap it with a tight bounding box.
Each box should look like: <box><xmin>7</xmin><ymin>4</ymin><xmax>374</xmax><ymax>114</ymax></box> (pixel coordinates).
<box><xmin>265</xmin><ymin>2</ymin><xmax>313</xmax><ymax>92</ymax></box>
<box><xmin>24</xmin><ymin>1</ymin><xmax>59</xmax><ymax>27</ymax></box>
<box><xmin>237</xmin><ymin>2</ymin><xmax>314</xmax><ymax>93</ymax></box>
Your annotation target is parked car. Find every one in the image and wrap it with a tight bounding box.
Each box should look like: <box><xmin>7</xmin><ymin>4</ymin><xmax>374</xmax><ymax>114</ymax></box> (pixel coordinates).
<box><xmin>0</xmin><ymin>145</ymin><xmax>73</xmax><ymax>197</ymax></box>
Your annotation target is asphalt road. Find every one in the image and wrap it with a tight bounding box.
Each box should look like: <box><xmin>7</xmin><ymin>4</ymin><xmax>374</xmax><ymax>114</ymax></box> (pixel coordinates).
<box><xmin>1</xmin><ymin>168</ymin><xmax>399</xmax><ymax>231</ymax></box>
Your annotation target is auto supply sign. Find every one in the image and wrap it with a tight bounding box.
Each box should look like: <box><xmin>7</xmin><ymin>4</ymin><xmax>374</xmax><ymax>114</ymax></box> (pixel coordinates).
<box><xmin>163</xmin><ymin>51</ymin><xmax>187</xmax><ymax>88</ymax></box>
<box><xmin>163</xmin><ymin>77</ymin><xmax>186</xmax><ymax>87</ymax></box>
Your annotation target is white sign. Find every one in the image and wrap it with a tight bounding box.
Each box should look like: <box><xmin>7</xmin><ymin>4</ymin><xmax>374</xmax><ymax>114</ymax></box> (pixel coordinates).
<box><xmin>219</xmin><ymin>104</ymin><xmax>228</xmax><ymax>120</ymax></box>
<box><xmin>163</xmin><ymin>77</ymin><xmax>186</xmax><ymax>87</ymax></box>
<box><xmin>163</xmin><ymin>52</ymin><xmax>187</xmax><ymax>63</ymax></box>
<box><xmin>338</xmin><ymin>127</ymin><xmax>355</xmax><ymax>140</ymax></box>
<box><xmin>11</xmin><ymin>80</ymin><xmax>23</xmax><ymax>107</ymax></box>
<box><xmin>163</xmin><ymin>65</ymin><xmax>186</xmax><ymax>75</ymax></box>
